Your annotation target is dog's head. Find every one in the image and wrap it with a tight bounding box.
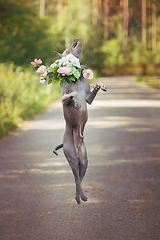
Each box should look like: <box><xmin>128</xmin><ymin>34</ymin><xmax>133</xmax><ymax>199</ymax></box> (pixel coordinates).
<box><xmin>54</xmin><ymin>38</ymin><xmax>83</xmax><ymax>62</ymax></box>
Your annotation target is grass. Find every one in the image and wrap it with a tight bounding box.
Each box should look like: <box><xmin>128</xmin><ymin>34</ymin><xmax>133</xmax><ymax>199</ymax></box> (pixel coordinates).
<box><xmin>0</xmin><ymin>63</ymin><xmax>60</xmax><ymax>138</ymax></box>
<box><xmin>137</xmin><ymin>75</ymin><xmax>160</xmax><ymax>89</ymax></box>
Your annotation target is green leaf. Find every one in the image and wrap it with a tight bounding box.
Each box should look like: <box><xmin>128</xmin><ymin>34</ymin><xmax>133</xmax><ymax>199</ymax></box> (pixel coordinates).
<box><xmin>60</xmin><ymin>78</ymin><xmax>66</xmax><ymax>85</ymax></box>
<box><xmin>48</xmin><ymin>79</ymin><xmax>52</xmax><ymax>84</ymax></box>
<box><xmin>48</xmin><ymin>65</ymin><xmax>59</xmax><ymax>73</ymax></box>
<box><xmin>47</xmin><ymin>72</ymin><xmax>54</xmax><ymax>78</ymax></box>
<box><xmin>67</xmin><ymin>79</ymin><xmax>71</xmax><ymax>84</ymax></box>
<box><xmin>69</xmin><ymin>75</ymin><xmax>76</xmax><ymax>82</ymax></box>
<box><xmin>71</xmin><ymin>65</ymin><xmax>80</xmax><ymax>79</ymax></box>
<box><xmin>64</xmin><ymin>76</ymin><xmax>71</xmax><ymax>84</ymax></box>
<box><xmin>54</xmin><ymin>71</ymin><xmax>61</xmax><ymax>81</ymax></box>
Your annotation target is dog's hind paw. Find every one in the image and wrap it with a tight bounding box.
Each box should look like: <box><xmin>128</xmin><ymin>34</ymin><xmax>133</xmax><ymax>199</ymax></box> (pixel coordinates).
<box><xmin>81</xmin><ymin>195</ymin><xmax>88</xmax><ymax>202</ymax></box>
<box><xmin>75</xmin><ymin>196</ymin><xmax>81</xmax><ymax>204</ymax></box>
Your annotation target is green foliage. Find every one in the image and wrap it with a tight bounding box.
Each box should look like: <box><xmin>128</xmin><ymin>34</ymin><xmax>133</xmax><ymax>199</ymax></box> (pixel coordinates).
<box><xmin>0</xmin><ymin>63</ymin><xmax>60</xmax><ymax>138</ymax></box>
<box><xmin>101</xmin><ymin>39</ymin><xmax>124</xmax><ymax>67</ymax></box>
<box><xmin>128</xmin><ymin>37</ymin><xmax>152</xmax><ymax>65</ymax></box>
<box><xmin>1</xmin><ymin>0</ymin><xmax>160</xmax><ymax>76</ymax></box>
<box><xmin>48</xmin><ymin>65</ymin><xmax>61</xmax><ymax>81</ymax></box>
<box><xmin>82</xmin><ymin>31</ymin><xmax>106</xmax><ymax>72</ymax></box>
<box><xmin>156</xmin><ymin>18</ymin><xmax>160</xmax><ymax>64</ymax></box>
<box><xmin>0</xmin><ymin>0</ymin><xmax>64</xmax><ymax>66</ymax></box>
<box><xmin>136</xmin><ymin>75</ymin><xmax>160</xmax><ymax>89</ymax></box>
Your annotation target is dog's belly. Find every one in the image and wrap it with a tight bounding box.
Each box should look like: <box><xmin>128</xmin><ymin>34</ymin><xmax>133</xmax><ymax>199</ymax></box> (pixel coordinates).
<box><xmin>63</xmin><ymin>102</ymin><xmax>88</xmax><ymax>128</ymax></box>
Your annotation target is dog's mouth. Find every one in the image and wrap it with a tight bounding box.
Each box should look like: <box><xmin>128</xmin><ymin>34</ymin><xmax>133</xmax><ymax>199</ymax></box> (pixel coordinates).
<box><xmin>70</xmin><ymin>39</ymin><xmax>82</xmax><ymax>61</ymax></box>
<box><xmin>73</xmin><ymin>42</ymin><xmax>78</xmax><ymax>49</ymax></box>
<box><xmin>72</xmin><ymin>39</ymin><xmax>81</xmax><ymax>50</ymax></box>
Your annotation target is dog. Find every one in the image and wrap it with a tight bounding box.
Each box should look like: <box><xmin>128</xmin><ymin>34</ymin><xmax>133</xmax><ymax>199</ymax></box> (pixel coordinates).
<box><xmin>53</xmin><ymin>38</ymin><xmax>107</xmax><ymax>204</ymax></box>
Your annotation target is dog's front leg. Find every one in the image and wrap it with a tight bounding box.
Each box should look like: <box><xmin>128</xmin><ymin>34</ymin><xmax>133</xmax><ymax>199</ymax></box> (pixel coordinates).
<box><xmin>62</xmin><ymin>92</ymin><xmax>81</xmax><ymax>108</ymax></box>
<box><xmin>86</xmin><ymin>83</ymin><xmax>107</xmax><ymax>105</ymax></box>
<box><xmin>86</xmin><ymin>84</ymin><xmax>100</xmax><ymax>105</ymax></box>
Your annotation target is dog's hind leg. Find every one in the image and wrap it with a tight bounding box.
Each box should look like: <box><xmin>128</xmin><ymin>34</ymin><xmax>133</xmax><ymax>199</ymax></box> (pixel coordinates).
<box><xmin>78</xmin><ymin>141</ymin><xmax>88</xmax><ymax>183</ymax></box>
<box><xmin>63</xmin><ymin>126</ymin><xmax>87</xmax><ymax>204</ymax></box>
<box><xmin>73</xmin><ymin>126</ymin><xmax>88</xmax><ymax>201</ymax></box>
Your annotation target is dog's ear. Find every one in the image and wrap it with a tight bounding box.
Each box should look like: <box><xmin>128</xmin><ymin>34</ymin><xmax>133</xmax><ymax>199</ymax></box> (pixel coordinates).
<box><xmin>53</xmin><ymin>51</ymin><xmax>63</xmax><ymax>59</ymax></box>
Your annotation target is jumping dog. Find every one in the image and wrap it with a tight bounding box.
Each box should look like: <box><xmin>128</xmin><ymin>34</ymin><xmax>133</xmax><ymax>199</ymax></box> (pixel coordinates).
<box><xmin>53</xmin><ymin>39</ymin><xmax>107</xmax><ymax>204</ymax></box>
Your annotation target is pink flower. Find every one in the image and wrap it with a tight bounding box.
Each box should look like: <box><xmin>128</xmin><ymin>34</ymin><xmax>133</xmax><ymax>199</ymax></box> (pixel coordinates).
<box><xmin>31</xmin><ymin>59</ymin><xmax>42</xmax><ymax>67</ymax></box>
<box><xmin>57</xmin><ymin>67</ymin><xmax>72</xmax><ymax>76</ymax></box>
<box><xmin>37</xmin><ymin>65</ymin><xmax>47</xmax><ymax>74</ymax></box>
<box><xmin>19</xmin><ymin>71</ymin><xmax>24</xmax><ymax>77</ymax></box>
<box><xmin>82</xmin><ymin>69</ymin><xmax>93</xmax><ymax>80</ymax></box>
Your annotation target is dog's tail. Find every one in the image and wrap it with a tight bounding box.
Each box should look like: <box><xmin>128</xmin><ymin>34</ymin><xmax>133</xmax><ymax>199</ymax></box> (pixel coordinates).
<box><xmin>53</xmin><ymin>143</ymin><xmax>63</xmax><ymax>156</ymax></box>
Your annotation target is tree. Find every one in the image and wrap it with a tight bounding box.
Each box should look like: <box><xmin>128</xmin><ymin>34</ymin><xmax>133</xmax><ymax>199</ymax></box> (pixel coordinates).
<box><xmin>0</xmin><ymin>0</ymin><xmax>64</xmax><ymax>66</ymax></box>
<box><xmin>39</xmin><ymin>0</ymin><xmax>45</xmax><ymax>17</ymax></box>
<box><xmin>142</xmin><ymin>0</ymin><xmax>146</xmax><ymax>48</ymax></box>
<box><xmin>92</xmin><ymin>0</ymin><xmax>99</xmax><ymax>26</ymax></box>
<box><xmin>103</xmin><ymin>0</ymin><xmax>110</xmax><ymax>40</ymax></box>
<box><xmin>123</xmin><ymin>0</ymin><xmax>129</xmax><ymax>58</ymax></box>
<box><xmin>65</xmin><ymin>0</ymin><xmax>70</xmax><ymax>48</ymax></box>
<box><xmin>152</xmin><ymin>0</ymin><xmax>156</xmax><ymax>68</ymax></box>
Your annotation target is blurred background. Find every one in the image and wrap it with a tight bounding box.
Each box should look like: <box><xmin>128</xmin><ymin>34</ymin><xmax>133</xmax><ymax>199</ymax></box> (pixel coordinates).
<box><xmin>1</xmin><ymin>0</ymin><xmax>160</xmax><ymax>74</ymax></box>
<box><xmin>0</xmin><ymin>0</ymin><xmax>160</xmax><ymax>137</ymax></box>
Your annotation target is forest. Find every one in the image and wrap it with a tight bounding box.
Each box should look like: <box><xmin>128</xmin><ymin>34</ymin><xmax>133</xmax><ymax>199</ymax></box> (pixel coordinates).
<box><xmin>1</xmin><ymin>0</ymin><xmax>160</xmax><ymax>75</ymax></box>
<box><xmin>0</xmin><ymin>0</ymin><xmax>160</xmax><ymax>137</ymax></box>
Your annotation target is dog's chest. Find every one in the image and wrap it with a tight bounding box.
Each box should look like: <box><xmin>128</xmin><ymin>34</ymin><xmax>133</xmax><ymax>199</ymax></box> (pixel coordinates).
<box><xmin>63</xmin><ymin>80</ymin><xmax>89</xmax><ymax>126</ymax></box>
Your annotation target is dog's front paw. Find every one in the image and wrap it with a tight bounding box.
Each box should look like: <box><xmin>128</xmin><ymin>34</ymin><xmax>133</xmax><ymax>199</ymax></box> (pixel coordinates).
<box><xmin>90</xmin><ymin>83</ymin><xmax>100</xmax><ymax>90</ymax></box>
<box><xmin>74</xmin><ymin>99</ymin><xmax>81</xmax><ymax>109</ymax></box>
<box><xmin>96</xmin><ymin>83</ymin><xmax>107</xmax><ymax>91</ymax></box>
<box><xmin>90</xmin><ymin>83</ymin><xmax>107</xmax><ymax>91</ymax></box>
<box><xmin>101</xmin><ymin>84</ymin><xmax>107</xmax><ymax>91</ymax></box>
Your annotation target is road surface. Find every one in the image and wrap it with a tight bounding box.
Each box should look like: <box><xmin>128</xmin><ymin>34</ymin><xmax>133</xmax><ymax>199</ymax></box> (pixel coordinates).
<box><xmin>0</xmin><ymin>76</ymin><xmax>160</xmax><ymax>240</ymax></box>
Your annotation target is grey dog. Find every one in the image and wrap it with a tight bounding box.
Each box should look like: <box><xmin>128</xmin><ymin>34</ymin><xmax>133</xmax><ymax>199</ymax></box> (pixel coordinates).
<box><xmin>53</xmin><ymin>38</ymin><xmax>107</xmax><ymax>204</ymax></box>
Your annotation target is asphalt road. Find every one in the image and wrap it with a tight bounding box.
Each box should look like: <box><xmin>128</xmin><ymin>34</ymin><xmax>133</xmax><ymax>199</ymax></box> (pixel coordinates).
<box><xmin>0</xmin><ymin>76</ymin><xmax>160</xmax><ymax>240</ymax></box>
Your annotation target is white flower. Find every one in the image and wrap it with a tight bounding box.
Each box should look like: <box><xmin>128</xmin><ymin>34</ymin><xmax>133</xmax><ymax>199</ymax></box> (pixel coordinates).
<box><xmin>58</xmin><ymin>54</ymin><xmax>81</xmax><ymax>68</ymax></box>
<box><xmin>82</xmin><ymin>69</ymin><xmax>93</xmax><ymax>79</ymax></box>
<box><xmin>65</xmin><ymin>62</ymin><xmax>72</xmax><ymax>67</ymax></box>
<box><xmin>37</xmin><ymin>65</ymin><xmax>46</xmax><ymax>74</ymax></box>
<box><xmin>42</xmin><ymin>70</ymin><xmax>48</xmax><ymax>77</ymax></box>
<box><xmin>50</xmin><ymin>63</ymin><xmax>56</xmax><ymax>68</ymax></box>
<box><xmin>50</xmin><ymin>60</ymin><xmax>59</xmax><ymax>68</ymax></box>
<box><xmin>58</xmin><ymin>56</ymin><xmax>69</xmax><ymax>67</ymax></box>
<box><xmin>67</xmin><ymin>54</ymin><xmax>81</xmax><ymax>68</ymax></box>
<box><xmin>40</xmin><ymin>77</ymin><xmax>46</xmax><ymax>84</ymax></box>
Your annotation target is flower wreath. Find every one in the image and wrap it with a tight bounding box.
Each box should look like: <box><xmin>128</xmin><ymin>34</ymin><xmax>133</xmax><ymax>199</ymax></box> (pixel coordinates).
<box><xmin>31</xmin><ymin>54</ymin><xmax>93</xmax><ymax>85</ymax></box>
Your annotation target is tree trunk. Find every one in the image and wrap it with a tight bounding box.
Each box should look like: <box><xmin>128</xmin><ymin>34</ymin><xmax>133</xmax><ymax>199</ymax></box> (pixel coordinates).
<box><xmin>93</xmin><ymin>0</ymin><xmax>99</xmax><ymax>26</ymax></box>
<box><xmin>98</xmin><ymin>0</ymin><xmax>103</xmax><ymax>32</ymax></box>
<box><xmin>58</xmin><ymin>0</ymin><xmax>63</xmax><ymax>19</ymax></box>
<box><xmin>39</xmin><ymin>0</ymin><xmax>45</xmax><ymax>18</ymax></box>
<box><xmin>123</xmin><ymin>0</ymin><xmax>129</xmax><ymax>59</ymax></box>
<box><xmin>147</xmin><ymin>0</ymin><xmax>151</xmax><ymax>50</ymax></box>
<box><xmin>152</xmin><ymin>0</ymin><xmax>156</xmax><ymax>74</ymax></box>
<box><xmin>142</xmin><ymin>0</ymin><xmax>146</xmax><ymax>48</ymax></box>
<box><xmin>58</xmin><ymin>0</ymin><xmax>63</xmax><ymax>29</ymax></box>
<box><xmin>65</xmin><ymin>0</ymin><xmax>70</xmax><ymax>49</ymax></box>
<box><xmin>120</xmin><ymin>0</ymin><xmax>123</xmax><ymax>7</ymax></box>
<box><xmin>104</xmin><ymin>0</ymin><xmax>109</xmax><ymax>40</ymax></box>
